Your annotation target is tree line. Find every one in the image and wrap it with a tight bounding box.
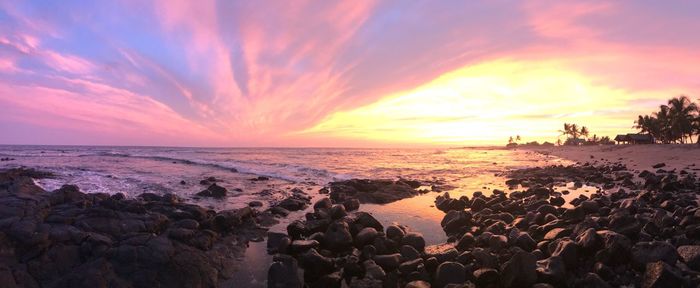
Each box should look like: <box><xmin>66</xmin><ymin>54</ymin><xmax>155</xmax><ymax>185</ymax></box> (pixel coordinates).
<box><xmin>634</xmin><ymin>95</ymin><xmax>700</xmax><ymax>144</ymax></box>
<box><xmin>558</xmin><ymin>123</ymin><xmax>613</xmax><ymax>146</ymax></box>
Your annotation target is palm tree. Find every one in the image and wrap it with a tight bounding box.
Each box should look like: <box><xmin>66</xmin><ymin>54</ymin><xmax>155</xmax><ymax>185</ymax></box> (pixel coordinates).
<box><xmin>515</xmin><ymin>135</ymin><xmax>521</xmax><ymax>143</ymax></box>
<box><xmin>655</xmin><ymin>105</ymin><xmax>672</xmax><ymax>143</ymax></box>
<box><xmin>580</xmin><ymin>126</ymin><xmax>589</xmax><ymax>140</ymax></box>
<box><xmin>570</xmin><ymin>124</ymin><xmax>580</xmax><ymax>139</ymax></box>
<box><xmin>559</xmin><ymin>123</ymin><xmax>571</xmax><ymax>138</ymax></box>
<box><xmin>508</xmin><ymin>136</ymin><xmax>514</xmax><ymax>144</ymax></box>
<box><xmin>667</xmin><ymin>95</ymin><xmax>697</xmax><ymax>144</ymax></box>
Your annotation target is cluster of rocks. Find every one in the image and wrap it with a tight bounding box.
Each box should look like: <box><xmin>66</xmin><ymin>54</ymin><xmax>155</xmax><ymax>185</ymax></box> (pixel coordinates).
<box><xmin>270</xmin><ymin>163</ymin><xmax>700</xmax><ymax>287</ymax></box>
<box><xmin>0</xmin><ymin>168</ymin><xmax>272</xmax><ymax>288</ymax></box>
<box><xmin>0</xmin><ymin>157</ymin><xmax>15</xmax><ymax>161</ymax></box>
<box><xmin>268</xmin><ymin>195</ymin><xmax>435</xmax><ymax>288</ymax></box>
<box><xmin>504</xmin><ymin>163</ymin><xmax>632</xmax><ymax>189</ymax></box>
<box><xmin>329</xmin><ymin>179</ymin><xmax>425</xmax><ymax>204</ymax></box>
<box><xmin>267</xmin><ymin>188</ymin><xmax>313</xmax><ymax>218</ymax></box>
<box><xmin>432</xmin><ymin>164</ymin><xmax>699</xmax><ymax>287</ymax></box>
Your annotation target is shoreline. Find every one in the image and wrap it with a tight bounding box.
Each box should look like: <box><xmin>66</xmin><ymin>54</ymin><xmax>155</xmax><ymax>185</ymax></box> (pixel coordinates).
<box><xmin>530</xmin><ymin>144</ymin><xmax>700</xmax><ymax>174</ymax></box>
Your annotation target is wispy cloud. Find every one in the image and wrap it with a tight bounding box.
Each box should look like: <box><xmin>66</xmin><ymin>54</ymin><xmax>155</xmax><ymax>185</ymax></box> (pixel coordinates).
<box><xmin>0</xmin><ymin>1</ymin><xmax>699</xmax><ymax>146</ymax></box>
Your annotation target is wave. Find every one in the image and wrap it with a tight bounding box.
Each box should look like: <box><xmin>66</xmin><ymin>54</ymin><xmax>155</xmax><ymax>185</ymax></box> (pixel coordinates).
<box><xmin>93</xmin><ymin>151</ymin><xmax>346</xmax><ymax>184</ymax></box>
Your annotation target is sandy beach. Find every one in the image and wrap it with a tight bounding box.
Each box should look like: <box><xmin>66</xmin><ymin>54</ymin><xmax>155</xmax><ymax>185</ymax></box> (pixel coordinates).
<box><xmin>535</xmin><ymin>145</ymin><xmax>700</xmax><ymax>173</ymax></box>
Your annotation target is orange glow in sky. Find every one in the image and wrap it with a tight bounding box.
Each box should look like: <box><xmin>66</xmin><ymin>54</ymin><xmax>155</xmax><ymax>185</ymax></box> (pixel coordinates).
<box><xmin>300</xmin><ymin>59</ymin><xmax>680</xmax><ymax>145</ymax></box>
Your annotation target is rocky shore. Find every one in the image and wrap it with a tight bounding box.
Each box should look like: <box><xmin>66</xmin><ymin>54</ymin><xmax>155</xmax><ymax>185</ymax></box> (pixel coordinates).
<box><xmin>0</xmin><ymin>168</ymin><xmax>277</xmax><ymax>288</ymax></box>
<box><xmin>268</xmin><ymin>162</ymin><xmax>700</xmax><ymax>287</ymax></box>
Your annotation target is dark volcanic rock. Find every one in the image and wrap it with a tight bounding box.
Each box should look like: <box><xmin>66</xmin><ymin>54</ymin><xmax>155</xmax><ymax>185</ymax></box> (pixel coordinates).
<box><xmin>642</xmin><ymin>261</ymin><xmax>683</xmax><ymax>288</ymax></box>
<box><xmin>329</xmin><ymin>179</ymin><xmax>421</xmax><ymax>204</ymax></box>
<box><xmin>473</xmin><ymin>268</ymin><xmax>499</xmax><ymax>286</ymax></box>
<box><xmin>435</xmin><ymin>261</ymin><xmax>466</xmax><ymax>288</ymax></box>
<box><xmin>324</xmin><ymin>222</ymin><xmax>353</xmax><ymax>252</ymax></box>
<box><xmin>196</xmin><ymin>183</ymin><xmax>228</xmax><ymax>198</ymax></box>
<box><xmin>500</xmin><ymin>251</ymin><xmax>537</xmax><ymax>287</ymax></box>
<box><xmin>401</xmin><ymin>232</ymin><xmax>426</xmax><ymax>252</ymax></box>
<box><xmin>269</xmin><ymin>254</ymin><xmax>303</xmax><ymax>288</ymax></box>
<box><xmin>631</xmin><ymin>241</ymin><xmax>679</xmax><ymax>270</ymax></box>
<box><xmin>277</xmin><ymin>196</ymin><xmax>309</xmax><ymax>211</ymax></box>
<box><xmin>0</xmin><ymin>168</ymin><xmax>267</xmax><ymax>288</ymax></box>
<box><xmin>677</xmin><ymin>245</ymin><xmax>700</xmax><ymax>271</ymax></box>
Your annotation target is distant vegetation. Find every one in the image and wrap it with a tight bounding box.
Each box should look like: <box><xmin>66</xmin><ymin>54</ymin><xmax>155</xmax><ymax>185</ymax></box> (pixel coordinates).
<box><xmin>507</xmin><ymin>95</ymin><xmax>700</xmax><ymax>147</ymax></box>
<box><xmin>558</xmin><ymin>123</ymin><xmax>613</xmax><ymax>146</ymax></box>
<box><xmin>634</xmin><ymin>95</ymin><xmax>700</xmax><ymax>144</ymax></box>
<box><xmin>506</xmin><ymin>135</ymin><xmax>554</xmax><ymax>148</ymax></box>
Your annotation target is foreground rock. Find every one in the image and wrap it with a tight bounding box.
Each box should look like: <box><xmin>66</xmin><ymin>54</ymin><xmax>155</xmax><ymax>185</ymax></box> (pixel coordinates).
<box><xmin>269</xmin><ymin>163</ymin><xmax>700</xmax><ymax>287</ymax></box>
<box><xmin>0</xmin><ymin>168</ymin><xmax>271</xmax><ymax>288</ymax></box>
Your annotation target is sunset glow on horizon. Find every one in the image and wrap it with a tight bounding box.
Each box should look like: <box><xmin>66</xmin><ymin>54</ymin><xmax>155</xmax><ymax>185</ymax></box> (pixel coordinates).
<box><xmin>1</xmin><ymin>1</ymin><xmax>699</xmax><ymax>147</ymax></box>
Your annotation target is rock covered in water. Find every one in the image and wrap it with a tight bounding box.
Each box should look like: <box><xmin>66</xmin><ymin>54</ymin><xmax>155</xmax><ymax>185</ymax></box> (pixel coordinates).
<box><xmin>329</xmin><ymin>179</ymin><xmax>423</xmax><ymax>204</ymax></box>
<box><xmin>196</xmin><ymin>183</ymin><xmax>228</xmax><ymax>198</ymax></box>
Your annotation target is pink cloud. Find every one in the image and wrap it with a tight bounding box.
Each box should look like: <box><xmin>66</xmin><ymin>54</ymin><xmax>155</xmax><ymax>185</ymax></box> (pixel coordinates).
<box><xmin>0</xmin><ymin>78</ymin><xmax>224</xmax><ymax>145</ymax></box>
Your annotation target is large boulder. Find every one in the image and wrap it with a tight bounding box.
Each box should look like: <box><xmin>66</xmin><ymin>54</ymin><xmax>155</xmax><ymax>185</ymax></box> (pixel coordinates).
<box><xmin>324</xmin><ymin>222</ymin><xmax>353</xmax><ymax>252</ymax></box>
<box><xmin>631</xmin><ymin>241</ymin><xmax>679</xmax><ymax>270</ymax></box>
<box><xmin>268</xmin><ymin>255</ymin><xmax>303</xmax><ymax>288</ymax></box>
<box><xmin>435</xmin><ymin>261</ymin><xmax>466</xmax><ymax>288</ymax></box>
<box><xmin>500</xmin><ymin>251</ymin><xmax>537</xmax><ymax>287</ymax></box>
<box><xmin>402</xmin><ymin>232</ymin><xmax>426</xmax><ymax>252</ymax></box>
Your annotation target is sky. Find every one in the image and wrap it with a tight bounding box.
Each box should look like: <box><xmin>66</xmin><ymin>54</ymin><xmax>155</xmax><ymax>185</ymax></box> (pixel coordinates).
<box><xmin>1</xmin><ymin>0</ymin><xmax>699</xmax><ymax>147</ymax></box>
